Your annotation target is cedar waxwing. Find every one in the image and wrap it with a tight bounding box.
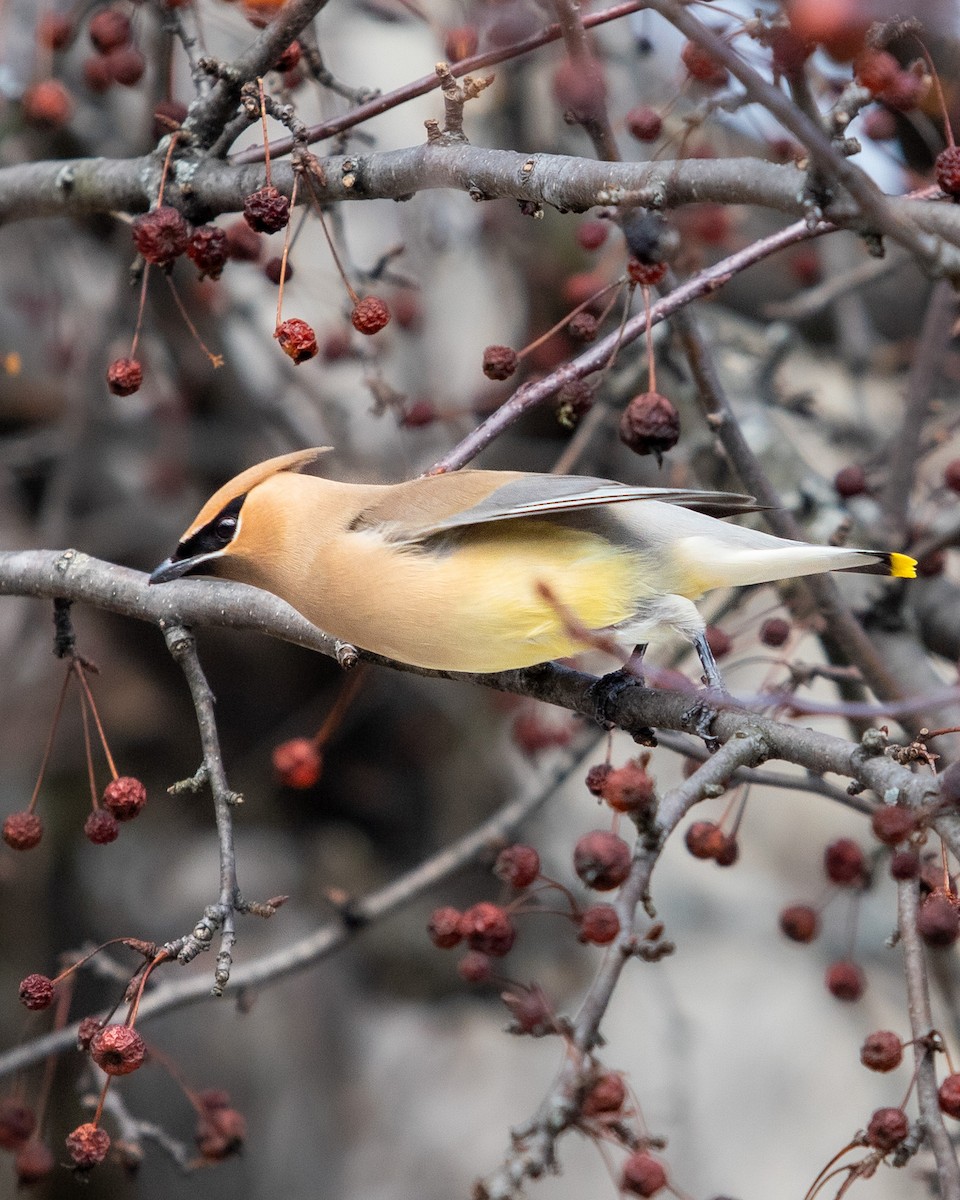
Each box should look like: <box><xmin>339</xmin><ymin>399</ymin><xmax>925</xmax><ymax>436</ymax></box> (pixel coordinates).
<box><xmin>149</xmin><ymin>448</ymin><xmax>916</xmax><ymax>683</ymax></box>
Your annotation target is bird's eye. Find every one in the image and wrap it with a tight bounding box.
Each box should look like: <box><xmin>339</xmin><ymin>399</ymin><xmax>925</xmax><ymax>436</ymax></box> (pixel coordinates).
<box><xmin>214</xmin><ymin>516</ymin><xmax>238</xmax><ymax>542</ymax></box>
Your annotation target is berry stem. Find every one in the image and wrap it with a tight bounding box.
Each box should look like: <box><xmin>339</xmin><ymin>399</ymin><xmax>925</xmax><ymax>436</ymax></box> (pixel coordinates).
<box><xmin>77</xmin><ymin>687</ymin><xmax>100</xmax><ymax>810</ymax></box>
<box><xmin>155</xmin><ymin>131</ymin><xmax>180</xmax><ymax>207</ymax></box>
<box><xmin>257</xmin><ymin>78</ymin><xmax>272</xmax><ymax>187</ymax></box>
<box><xmin>163</xmin><ymin>275</ymin><xmax>224</xmax><ymax>368</ymax></box>
<box><xmin>911</xmin><ymin>35</ymin><xmax>953</xmax><ymax>147</ymax></box>
<box><xmin>72</xmin><ymin>663</ymin><xmax>119</xmax><ymax>781</ymax></box>
<box><xmin>34</xmin><ymin>974</ymin><xmax>75</xmax><ymax>1134</ymax></box>
<box><xmin>515</xmin><ymin>279</ymin><xmax>622</xmax><ymax>361</ymax></box>
<box><xmin>300</xmin><ymin>169</ymin><xmax>360</xmax><ymax>305</ymax></box>
<box><xmin>311</xmin><ymin>664</ymin><xmax>366</xmax><ymax>750</ymax></box>
<box><xmin>27</xmin><ymin>665</ymin><xmax>74</xmax><ymax>813</ymax></box>
<box><xmin>125</xmin><ymin>950</ymin><xmax>170</xmax><ymax>1028</ymax></box>
<box><xmin>129</xmin><ymin>269</ymin><xmax>150</xmax><ymax>359</ymax></box>
<box><xmin>642</xmin><ymin>284</ymin><xmax>656</xmax><ymax>392</ymax></box>
<box><xmin>274</xmin><ymin>172</ymin><xmax>300</xmax><ymax>330</ymax></box>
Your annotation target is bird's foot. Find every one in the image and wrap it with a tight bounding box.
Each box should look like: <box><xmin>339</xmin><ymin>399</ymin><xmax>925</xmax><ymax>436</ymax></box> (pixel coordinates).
<box><xmin>588</xmin><ymin>669</ymin><xmax>657</xmax><ymax>745</ymax></box>
<box><xmin>682</xmin><ymin>695</ymin><xmax>721</xmax><ymax>754</ymax></box>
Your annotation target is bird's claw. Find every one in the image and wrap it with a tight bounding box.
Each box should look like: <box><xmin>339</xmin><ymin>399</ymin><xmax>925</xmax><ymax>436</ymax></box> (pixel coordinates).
<box><xmin>587</xmin><ymin>669</ymin><xmax>657</xmax><ymax>745</ymax></box>
<box><xmin>682</xmin><ymin>696</ymin><xmax>720</xmax><ymax>753</ymax></box>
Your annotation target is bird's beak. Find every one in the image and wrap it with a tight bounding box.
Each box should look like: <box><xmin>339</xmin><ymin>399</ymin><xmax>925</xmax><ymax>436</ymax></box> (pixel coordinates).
<box><xmin>149</xmin><ymin>552</ymin><xmax>218</xmax><ymax>585</ymax></box>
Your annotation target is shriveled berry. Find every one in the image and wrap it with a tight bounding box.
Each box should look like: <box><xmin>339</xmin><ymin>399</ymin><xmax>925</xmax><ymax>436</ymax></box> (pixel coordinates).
<box><xmin>0</xmin><ymin>1098</ymin><xmax>36</xmax><ymax>1150</ymax></box>
<box><xmin>576</xmin><ymin>220</ymin><xmax>609</xmax><ymax>251</ymax></box>
<box><xmin>871</xmin><ymin>805</ymin><xmax>917</xmax><ymax>846</ymax></box>
<box><xmin>939</xmin><ymin>1072</ymin><xmax>960</xmax><ymax>1118</ymax></box>
<box><xmin>625</xmin><ymin>105</ymin><xmax>662</xmax><ymax>141</ymax></box>
<box><xmin>619</xmin><ymin>391</ymin><xmax>680</xmax><ymax>462</ymax></box>
<box><xmin>89</xmin><ymin>9</ymin><xmax>131</xmax><ymax>52</ymax></box>
<box><xmin>187</xmin><ymin>225</ymin><xmax>229</xmax><ymax>280</ymax></box>
<box><xmin>568</xmin><ymin>312</ymin><xmax>599</xmax><ymax>343</ymax></box>
<box><xmin>460</xmin><ymin>902</ymin><xmax>516</xmax><ymax>957</ymax></box>
<box><xmin>685</xmin><ymin>820</ymin><xmax>722</xmax><ymax>860</ymax></box>
<box><xmin>243</xmin><ymin>185</ymin><xmax>290</xmax><ymax>234</ymax></box>
<box><xmin>102</xmin><ymin>776</ymin><xmax>146</xmax><ymax>821</ymax></box>
<box><xmin>37</xmin><ymin>13</ymin><xmax>73</xmax><ymax>50</ymax></box>
<box><xmin>866</xmin><ymin>1106</ymin><xmax>909</xmax><ymax>1151</ymax></box>
<box><xmin>76</xmin><ymin>1017</ymin><xmax>101</xmax><ymax>1051</ymax></box>
<box><xmin>273</xmin><ymin>40</ymin><xmax>301</xmax><ymax>71</ymax></box>
<box><xmin>555</xmin><ymin>379</ymin><xmax>594</xmax><ymax>429</ymax></box>
<box><xmin>890</xmin><ymin>850</ymin><xmax>920</xmax><ymax>880</ymax></box>
<box><xmin>19</xmin><ymin>973</ymin><xmax>54</xmax><ymax>1011</ymax></box>
<box><xmin>573</xmin><ymin>830</ymin><xmax>631</xmax><ymax>891</ymax></box>
<box><xmin>106</xmin><ymin>357</ymin><xmax>143</xmax><ymax>396</ymax></box>
<box><xmin>835</xmin><ymin>464</ymin><xmax>867</xmax><ymax>497</ymax></box>
<box><xmin>917</xmin><ymin>893</ymin><xmax>960</xmax><ymax>947</ymax></box>
<box><xmin>132</xmin><ymin>206</ymin><xmax>190</xmax><ymax>266</ymax></box>
<box><xmin>272</xmin><ymin>738</ymin><xmax>322</xmax><ymax>788</ymax></box>
<box><xmin>585</xmin><ymin>763</ymin><xmax>613</xmax><ymax>797</ymax></box>
<box><xmin>622</xmin><ymin>1150</ymin><xmax>668</xmax><ymax>1196</ymax></box>
<box><xmin>458</xmin><ymin>950</ymin><xmax>492</xmax><ymax>983</ymax></box>
<box><xmin>601</xmin><ymin>759</ymin><xmax>655</xmax><ymax>814</ymax></box>
<box><xmin>681</xmin><ymin>40</ymin><xmax>728</xmax><ymax>86</ymax></box>
<box><xmin>824</xmin><ymin>837</ymin><xmax>866</xmax><ymax>886</ymax></box>
<box><xmin>502</xmin><ymin>984</ymin><xmax>553</xmax><ymax>1036</ymax></box>
<box><xmin>428</xmin><ymin>906</ymin><xmax>463</xmax><ymax>949</ymax></box>
<box><xmin>578</xmin><ymin>903</ymin><xmax>620</xmax><ymax>945</ymax></box>
<box><xmin>108</xmin><ymin>45</ymin><xmax>146</xmax><ymax>86</ymax></box>
<box><xmin>22</xmin><ymin>79</ymin><xmax>73</xmax><ymax>128</ymax></box>
<box><xmin>494</xmin><ymin>845</ymin><xmax>540</xmax><ymax>889</ymax></box>
<box><xmin>860</xmin><ymin>1030</ymin><xmax>902</xmax><ymax>1072</ymax></box>
<box><xmin>15</xmin><ymin>1139</ymin><xmax>54</xmax><ymax>1185</ymax></box>
<box><xmin>66</xmin><ymin>1122</ymin><xmax>110</xmax><ymax>1169</ymax></box>
<box><xmin>759</xmin><ymin>617</ymin><xmax>790</xmax><ymax>647</ymax></box>
<box><xmin>225</xmin><ymin>220</ymin><xmax>263</xmax><ymax>262</ymax></box>
<box><xmin>482</xmin><ymin>344</ymin><xmax>518</xmax><ymax>381</ymax></box>
<box><xmin>582</xmin><ymin>1071</ymin><xmax>626</xmax><ymax>1115</ymax></box>
<box><xmin>90</xmin><ymin>1024</ymin><xmax>146</xmax><ymax>1075</ymax></box>
<box><xmin>275</xmin><ymin>318</ymin><xmax>318</xmax><ymax>364</ymax></box>
<box><xmin>826</xmin><ymin>960</ymin><xmax>865</xmax><ymax>1001</ymax></box>
<box><xmin>936</xmin><ymin>146</ymin><xmax>960</xmax><ymax>198</ymax></box>
<box><xmin>352</xmin><ymin>296</ymin><xmax>391</xmax><ymax>335</ymax></box>
<box><xmin>444</xmin><ymin>26</ymin><xmax>478</xmax><ymax>62</ymax></box>
<box><xmin>84</xmin><ymin>809</ymin><xmax>120</xmax><ymax>844</ymax></box>
<box><xmin>3</xmin><ymin>811</ymin><xmax>43</xmax><ymax>850</ymax></box>
<box><xmin>881</xmin><ymin>66</ymin><xmax>929</xmax><ymax>112</ymax></box>
<box><xmin>552</xmin><ymin>57</ymin><xmax>607</xmax><ymax>119</ymax></box>
<box><xmin>627</xmin><ymin>259</ymin><xmax>667</xmax><ymax>286</ymax></box>
<box><xmin>779</xmin><ymin>904</ymin><xmax>819</xmax><ymax>943</ymax></box>
<box><xmin>705</xmin><ymin>624</ymin><xmax>732</xmax><ymax>660</ymax></box>
<box><xmin>195</xmin><ymin>1103</ymin><xmax>246</xmax><ymax>1161</ymax></box>
<box><xmin>854</xmin><ymin>49</ymin><xmax>899</xmax><ymax>94</ymax></box>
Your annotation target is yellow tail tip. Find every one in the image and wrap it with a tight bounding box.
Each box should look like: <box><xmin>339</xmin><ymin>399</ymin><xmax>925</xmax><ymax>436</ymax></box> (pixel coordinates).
<box><xmin>890</xmin><ymin>553</ymin><xmax>917</xmax><ymax>580</ymax></box>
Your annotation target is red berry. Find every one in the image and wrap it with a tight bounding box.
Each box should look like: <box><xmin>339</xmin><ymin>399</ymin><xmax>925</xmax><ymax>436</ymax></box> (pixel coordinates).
<box><xmin>551</xmin><ymin>57</ymin><xmax>607</xmax><ymax>119</ymax></box>
<box><xmin>84</xmin><ymin>808</ymin><xmax>120</xmax><ymax>844</ymax></box>
<box><xmin>512</xmin><ymin>711</ymin><xmax>573</xmax><ymax>754</ymax></box>
<box><xmin>865</xmin><ymin>1106</ymin><xmax>909</xmax><ymax>1151</ymax></box>
<box><xmin>351</xmin><ymin>296</ymin><xmax>391</xmax><ymax>335</ymax></box>
<box><xmin>622</xmin><ymin>1151</ymin><xmax>668</xmax><ymax>1196</ymax></box>
<box><xmin>243</xmin><ymin>185</ymin><xmax>290</xmax><ymax>234</ymax></box>
<box><xmin>275</xmin><ymin>318</ymin><xmax>319</xmax><ymax>364</ymax></box>
<box><xmin>704</xmin><ymin>624</ymin><xmax>732</xmax><ymax>660</ymax></box>
<box><xmin>943</xmin><ymin>459</ymin><xmax>960</xmax><ymax>493</ymax></box>
<box><xmin>826</xmin><ymin>960</ymin><xmax>865</xmax><ymax>1001</ymax></box>
<box><xmin>272</xmin><ymin>738</ymin><xmax>322</xmax><ymax>788</ymax></box>
<box><xmin>187</xmin><ymin>225</ymin><xmax>229</xmax><ymax>280</ymax></box>
<box><xmin>263</xmin><ymin>256</ymin><xmax>292</xmax><ymax>284</ymax></box>
<box><xmin>37</xmin><ymin>13</ymin><xmax>73</xmax><ymax>50</ymax></box>
<box><xmin>824</xmin><ymin>837</ymin><xmax>866</xmax><ymax>886</ymax></box>
<box><xmin>834</xmin><ymin>464</ymin><xmax>867</xmax><ymax>497</ymax></box>
<box><xmin>779</xmin><ymin>904</ymin><xmax>819</xmax><ymax>943</ymax></box>
<box><xmin>3</xmin><ymin>811</ymin><xmax>43</xmax><ymax>850</ymax></box>
<box><xmin>576</xmin><ymin>220</ymin><xmax>609</xmax><ymax>251</ymax></box>
<box><xmin>585</xmin><ymin>763</ymin><xmax>613</xmax><ymax>796</ymax></box>
<box><xmin>573</xmin><ymin>830</ymin><xmax>631</xmax><ymax>891</ymax></box>
<box><xmin>714</xmin><ymin>833</ymin><xmax>739</xmax><ymax>867</ymax></box>
<box><xmin>890</xmin><ymin>850</ymin><xmax>920</xmax><ymax>880</ymax></box>
<box><xmin>917</xmin><ymin>893</ymin><xmax>960</xmax><ymax>947</ymax></box>
<box><xmin>444</xmin><ymin>26</ymin><xmax>478</xmax><ymax>62</ymax></box>
<box><xmin>619</xmin><ymin>391</ymin><xmax>680</xmax><ymax>462</ymax></box>
<box><xmin>625</xmin><ymin>105</ymin><xmax>662</xmax><ymax>141</ymax></box>
<box><xmin>686</xmin><ymin>203</ymin><xmax>730</xmax><ymax>246</ymax></box>
<box><xmin>681</xmin><ymin>40</ymin><xmax>728</xmax><ymax>86</ymax></box>
<box><xmin>22</xmin><ymin>79</ymin><xmax>74</xmax><ymax>128</ymax></box>
<box><xmin>600</xmin><ymin>759</ymin><xmax>655</xmax><ymax>814</ymax></box>
<box><xmin>102</xmin><ymin>776</ymin><xmax>146</xmax><ymax>821</ymax></box>
<box><xmin>18</xmin><ymin>974</ymin><xmax>54</xmax><ymax>1011</ymax></box>
<box><xmin>195</xmin><ymin>1103</ymin><xmax>246</xmax><ymax>1161</ymax></box>
<box><xmin>108</xmin><ymin>45</ymin><xmax>146</xmax><ymax>86</ymax></box>
<box><xmin>494</xmin><ymin>845</ymin><xmax>540</xmax><ymax>889</ymax></box>
<box><xmin>224</xmin><ymin>220</ymin><xmax>263</xmax><ymax>262</ymax></box>
<box><xmin>870</xmin><ymin>805</ymin><xmax>917</xmax><ymax>846</ymax></box>
<box><xmin>460</xmin><ymin>902</ymin><xmax>516</xmax><ymax>957</ymax></box>
<box><xmin>861</xmin><ymin>107</ymin><xmax>897</xmax><ymax>142</ymax></box>
<box><xmin>77</xmin><ymin>1017</ymin><xmax>101</xmax><ymax>1051</ymax></box>
<box><xmin>482</xmin><ymin>344</ymin><xmax>518</xmax><ymax>381</ymax></box>
<box><xmin>568</xmin><ymin>312</ymin><xmax>599</xmax><ymax>343</ymax></box>
<box><xmin>768</xmin><ymin>26</ymin><xmax>812</xmax><ymax>77</ymax></box>
<box><xmin>860</xmin><ymin>1030</ymin><xmax>902</xmax><ymax>1072</ymax></box>
<box><xmin>273</xmin><ymin>40</ymin><xmax>301</xmax><ymax>72</ymax></box>
<box><xmin>106</xmin><ymin>357</ymin><xmax>143</xmax><ymax>396</ymax></box>
<box><xmin>90</xmin><ymin>1024</ymin><xmax>147</xmax><ymax>1075</ymax></box>
<box><xmin>15</xmin><ymin>1139</ymin><xmax>54</xmax><ymax>1186</ymax></box>
<box><xmin>400</xmin><ymin>398</ymin><xmax>436</xmax><ymax>428</ymax></box>
<box><xmin>66</xmin><ymin>1122</ymin><xmax>110</xmax><ymax>1169</ymax></box>
<box><xmin>89</xmin><ymin>9</ymin><xmax>131</xmax><ymax>52</ymax></box>
<box><xmin>322</xmin><ymin>328</ymin><xmax>353</xmax><ymax>362</ymax></box>
<box><xmin>0</xmin><ymin>1098</ymin><xmax>36</xmax><ymax>1150</ymax></box>
<box><xmin>581</xmin><ymin>1071</ymin><xmax>626</xmax><ymax>1115</ymax></box>
<box><xmin>685</xmin><ymin>820</ymin><xmax>724</xmax><ymax>860</ymax></box>
<box><xmin>390</xmin><ymin>289</ymin><xmax>422</xmax><ymax>332</ymax></box>
<box><xmin>458</xmin><ymin>950</ymin><xmax>493</xmax><ymax>983</ymax></box>
<box><xmin>132</xmin><ymin>206</ymin><xmax>190</xmax><ymax>266</ymax></box>
<box><xmin>853</xmin><ymin>49</ymin><xmax>899</xmax><ymax>95</ymax></box>
<box><xmin>759</xmin><ymin>617</ymin><xmax>791</xmax><ymax>647</ymax></box>
<box><xmin>83</xmin><ymin>54</ymin><xmax>113</xmax><ymax>93</ymax></box>
<box><xmin>578</xmin><ymin>903</ymin><xmax>620</xmax><ymax>944</ymax></box>
<box><xmin>626</xmin><ymin>259</ymin><xmax>667</xmax><ymax>286</ymax></box>
<box><xmin>881</xmin><ymin>67</ymin><xmax>929</xmax><ymax>113</ymax></box>
<box><xmin>428</xmin><ymin>906</ymin><xmax>463</xmax><ymax>949</ymax></box>
<box><xmin>936</xmin><ymin>146</ymin><xmax>960</xmax><ymax>198</ymax></box>
<box><xmin>939</xmin><ymin>1072</ymin><xmax>960</xmax><ymax>1118</ymax></box>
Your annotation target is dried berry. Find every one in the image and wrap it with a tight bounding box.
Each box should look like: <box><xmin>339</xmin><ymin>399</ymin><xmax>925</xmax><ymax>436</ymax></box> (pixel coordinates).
<box><xmin>102</xmin><ymin>776</ymin><xmax>146</xmax><ymax>821</ymax></box>
<box><xmin>555</xmin><ymin>379</ymin><xmax>594</xmax><ymax>429</ymax></box>
<box><xmin>625</xmin><ymin>105</ymin><xmax>662</xmax><ymax>141</ymax></box>
<box><xmin>132</xmin><ymin>206</ymin><xmax>190</xmax><ymax>267</ymax></box>
<box><xmin>860</xmin><ymin>1030</ymin><xmax>902</xmax><ymax>1073</ymax></box>
<box><xmin>834</xmin><ymin>464</ymin><xmax>867</xmax><ymax>497</ymax></box>
<box><xmin>627</xmin><ymin>259</ymin><xmax>667</xmax><ymax>286</ymax></box>
<box><xmin>351</xmin><ymin>296</ymin><xmax>391</xmax><ymax>335</ymax></box>
<box><xmin>224</xmin><ymin>220</ymin><xmax>263</xmax><ymax>262</ymax></box>
<box><xmin>581</xmin><ymin>1071</ymin><xmax>626</xmax><ymax>1115</ymax></box>
<box><xmin>272</xmin><ymin>738</ymin><xmax>322</xmax><ymax>788</ymax></box>
<box><xmin>551</xmin><ymin>57</ymin><xmax>607</xmax><ymax>119</ymax></box>
<box><xmin>881</xmin><ymin>67</ymin><xmax>929</xmax><ymax>113</ymax></box>
<box><xmin>482</xmin><ymin>344</ymin><xmax>518</xmax><ymax>381</ymax></box>
<box><xmin>458</xmin><ymin>950</ymin><xmax>492</xmax><ymax>983</ymax></box>
<box><xmin>567</xmin><ymin>312</ymin><xmax>599</xmax><ymax>343</ymax></box>
<box><xmin>779</xmin><ymin>904</ymin><xmax>819</xmax><ymax>943</ymax></box>
<box><xmin>18</xmin><ymin>973</ymin><xmax>54</xmax><ymax>1011</ymax></box>
<box><xmin>917</xmin><ymin>893</ymin><xmax>960</xmax><ymax>947</ymax></box>
<box><xmin>108</xmin><ymin>45</ymin><xmax>146</xmax><ymax>86</ymax></box>
<box><xmin>622</xmin><ymin>1151</ymin><xmax>668</xmax><ymax>1196</ymax></box>
<box><xmin>84</xmin><ymin>808</ymin><xmax>120</xmax><ymax>844</ymax></box>
<box><xmin>936</xmin><ymin>146</ymin><xmax>960</xmax><ymax>199</ymax></box>
<box><xmin>444</xmin><ymin>25</ymin><xmax>478</xmax><ymax>62</ymax></box>
<box><xmin>89</xmin><ymin>9</ymin><xmax>131</xmax><ymax>52</ymax></box>
<box><xmin>865</xmin><ymin>1106</ymin><xmax>909</xmax><ymax>1151</ymax></box>
<box><xmin>243</xmin><ymin>185</ymin><xmax>290</xmax><ymax>234</ymax></box>
<box><xmin>460</xmin><ymin>902</ymin><xmax>516</xmax><ymax>957</ymax></box>
<box><xmin>3</xmin><ymin>811</ymin><xmax>43</xmax><ymax>850</ymax></box>
<box><xmin>195</xmin><ymin>1103</ymin><xmax>246</xmax><ymax>1161</ymax></box>
<box><xmin>494</xmin><ymin>845</ymin><xmax>540</xmax><ymax>889</ymax></box>
<box><xmin>573</xmin><ymin>830</ymin><xmax>631</xmax><ymax>891</ymax></box>
<box><xmin>90</xmin><ymin>1024</ymin><xmax>147</xmax><ymax>1075</ymax></box>
<box><xmin>273</xmin><ymin>40</ymin><xmax>301</xmax><ymax>72</ymax></box>
<box><xmin>578</xmin><ymin>903</ymin><xmax>620</xmax><ymax>945</ymax></box>
<box><xmin>890</xmin><ymin>850</ymin><xmax>920</xmax><ymax>880</ymax></box>
<box><xmin>512</xmin><ymin>712</ymin><xmax>572</xmax><ymax>754</ymax></box>
<box><xmin>576</xmin><ymin>220</ymin><xmax>609</xmax><ymax>251</ymax></box>
<box><xmin>681</xmin><ymin>41</ymin><xmax>728</xmax><ymax>86</ymax></box>
<box><xmin>0</xmin><ymin>1098</ymin><xmax>36</xmax><ymax>1150</ymax></box>
<box><xmin>275</xmin><ymin>318</ymin><xmax>319</xmax><ymax>364</ymax></box>
<box><xmin>759</xmin><ymin>617</ymin><xmax>790</xmax><ymax>647</ymax></box>
<box><xmin>870</xmin><ymin>805</ymin><xmax>917</xmax><ymax>846</ymax></box>
<box><xmin>15</xmin><ymin>1139</ymin><xmax>54</xmax><ymax>1186</ymax></box>
<box><xmin>66</xmin><ymin>1122</ymin><xmax>110</xmax><ymax>1169</ymax></box>
<box><xmin>187</xmin><ymin>225</ymin><xmax>229</xmax><ymax>280</ymax></box>
<box><xmin>939</xmin><ymin>1072</ymin><xmax>960</xmax><ymax>1118</ymax></box>
<box><xmin>585</xmin><ymin>763</ymin><xmax>613</xmax><ymax>797</ymax></box>
<box><xmin>826</xmin><ymin>960</ymin><xmax>864</xmax><ymax>1001</ymax></box>
<box><xmin>427</xmin><ymin>906</ymin><xmax>463</xmax><ymax>949</ymax></box>
<box><xmin>853</xmin><ymin>49</ymin><xmax>899</xmax><ymax>94</ymax></box>
<box><xmin>22</xmin><ymin>79</ymin><xmax>74</xmax><ymax>128</ymax></box>
<box><xmin>76</xmin><ymin>1017</ymin><xmax>101</xmax><ymax>1051</ymax></box>
<box><xmin>824</xmin><ymin>837</ymin><xmax>866</xmax><ymax>886</ymax></box>
<box><xmin>601</xmin><ymin>759</ymin><xmax>655</xmax><ymax>814</ymax></box>
<box><xmin>619</xmin><ymin>391</ymin><xmax>680</xmax><ymax>462</ymax></box>
<box><xmin>37</xmin><ymin>14</ymin><xmax>73</xmax><ymax>50</ymax></box>
<box><xmin>259</xmin><ymin>256</ymin><xmax>291</xmax><ymax>285</ymax></box>
<box><xmin>106</xmin><ymin>357</ymin><xmax>143</xmax><ymax>396</ymax></box>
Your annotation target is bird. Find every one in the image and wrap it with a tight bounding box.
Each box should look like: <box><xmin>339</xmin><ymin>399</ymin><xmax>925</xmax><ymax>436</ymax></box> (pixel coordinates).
<box><xmin>149</xmin><ymin>448</ymin><xmax>916</xmax><ymax>685</ymax></box>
